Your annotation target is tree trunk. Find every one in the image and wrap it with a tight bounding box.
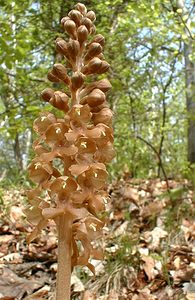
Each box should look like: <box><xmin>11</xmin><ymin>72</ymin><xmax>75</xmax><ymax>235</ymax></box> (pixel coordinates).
<box><xmin>13</xmin><ymin>133</ymin><xmax>23</xmax><ymax>171</ymax></box>
<box><xmin>176</xmin><ymin>0</ymin><xmax>195</xmax><ymax>163</ymax></box>
<box><xmin>23</xmin><ymin>129</ymin><xmax>32</xmax><ymax>170</ymax></box>
<box><xmin>184</xmin><ymin>42</ymin><xmax>195</xmax><ymax>163</ymax></box>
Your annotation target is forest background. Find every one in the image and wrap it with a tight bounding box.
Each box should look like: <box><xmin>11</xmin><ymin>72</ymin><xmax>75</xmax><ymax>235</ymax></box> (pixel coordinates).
<box><xmin>0</xmin><ymin>0</ymin><xmax>194</xmax><ymax>186</ymax></box>
<box><xmin>0</xmin><ymin>1</ymin><xmax>195</xmax><ymax>299</ymax></box>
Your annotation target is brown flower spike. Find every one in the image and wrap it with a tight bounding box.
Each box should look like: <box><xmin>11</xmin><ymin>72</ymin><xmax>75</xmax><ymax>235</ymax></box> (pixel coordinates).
<box><xmin>25</xmin><ymin>3</ymin><xmax>114</xmax><ymax>300</ymax></box>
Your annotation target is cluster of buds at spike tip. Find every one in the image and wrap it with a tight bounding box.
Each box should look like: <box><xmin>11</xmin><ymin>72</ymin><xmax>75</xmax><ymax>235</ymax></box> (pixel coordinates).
<box><xmin>25</xmin><ymin>3</ymin><xmax>114</xmax><ymax>299</ymax></box>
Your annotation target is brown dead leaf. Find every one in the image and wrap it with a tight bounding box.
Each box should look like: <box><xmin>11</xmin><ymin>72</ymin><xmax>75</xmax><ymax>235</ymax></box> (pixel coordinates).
<box><xmin>71</xmin><ymin>274</ymin><xmax>84</xmax><ymax>292</ymax></box>
<box><xmin>23</xmin><ymin>285</ymin><xmax>50</xmax><ymax>300</ymax></box>
<box><xmin>107</xmin><ymin>289</ymin><xmax>119</xmax><ymax>299</ymax></box>
<box><xmin>181</xmin><ymin>219</ymin><xmax>195</xmax><ymax>243</ymax></box>
<box><xmin>0</xmin><ymin>235</ymin><xmax>14</xmax><ymax>244</ymax></box>
<box><xmin>114</xmin><ymin>221</ymin><xmax>129</xmax><ymax>237</ymax></box>
<box><xmin>154</xmin><ymin>286</ymin><xmax>175</xmax><ymax>300</ymax></box>
<box><xmin>141</xmin><ymin>255</ymin><xmax>157</xmax><ymax>281</ymax></box>
<box><xmin>0</xmin><ymin>267</ymin><xmax>42</xmax><ymax>298</ymax></box>
<box><xmin>173</xmin><ymin>256</ymin><xmax>181</xmax><ymax>270</ymax></box>
<box><xmin>186</xmin><ymin>293</ymin><xmax>195</xmax><ymax>300</ymax></box>
<box><xmin>183</xmin><ymin>282</ymin><xmax>195</xmax><ymax>300</ymax></box>
<box><xmin>0</xmin><ymin>253</ymin><xmax>23</xmax><ymax>263</ymax></box>
<box><xmin>132</xmin><ymin>287</ymin><xmax>157</xmax><ymax>300</ymax></box>
<box><xmin>10</xmin><ymin>206</ymin><xmax>24</xmax><ymax>223</ymax></box>
<box><xmin>143</xmin><ymin>227</ymin><xmax>168</xmax><ymax>250</ymax></box>
<box><xmin>122</xmin><ymin>186</ymin><xmax>139</xmax><ymax>206</ymax></box>
<box><xmin>0</xmin><ymin>297</ymin><xmax>15</xmax><ymax>300</ymax></box>
<box><xmin>82</xmin><ymin>290</ymin><xmax>96</xmax><ymax>300</ymax></box>
<box><xmin>109</xmin><ymin>210</ymin><xmax>125</xmax><ymax>221</ymax></box>
<box><xmin>171</xmin><ymin>268</ymin><xmax>195</xmax><ymax>284</ymax></box>
<box><xmin>140</xmin><ymin>201</ymin><xmax>164</xmax><ymax>218</ymax></box>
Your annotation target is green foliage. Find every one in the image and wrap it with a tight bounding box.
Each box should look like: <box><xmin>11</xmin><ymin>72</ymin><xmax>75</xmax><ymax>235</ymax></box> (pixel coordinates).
<box><xmin>106</xmin><ymin>234</ymin><xmax>140</xmax><ymax>270</ymax></box>
<box><xmin>0</xmin><ymin>0</ymin><xmax>194</xmax><ymax>181</ymax></box>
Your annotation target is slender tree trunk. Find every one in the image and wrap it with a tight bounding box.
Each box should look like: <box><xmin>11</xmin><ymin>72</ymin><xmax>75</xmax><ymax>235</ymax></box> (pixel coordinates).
<box><xmin>184</xmin><ymin>42</ymin><xmax>195</xmax><ymax>163</ymax></box>
<box><xmin>23</xmin><ymin>129</ymin><xmax>32</xmax><ymax>170</ymax></box>
<box><xmin>176</xmin><ymin>0</ymin><xmax>195</xmax><ymax>163</ymax></box>
<box><xmin>13</xmin><ymin>133</ymin><xmax>23</xmax><ymax>171</ymax></box>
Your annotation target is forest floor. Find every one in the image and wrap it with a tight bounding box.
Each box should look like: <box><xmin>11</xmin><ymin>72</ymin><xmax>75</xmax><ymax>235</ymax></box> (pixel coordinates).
<box><xmin>0</xmin><ymin>177</ymin><xmax>194</xmax><ymax>300</ymax></box>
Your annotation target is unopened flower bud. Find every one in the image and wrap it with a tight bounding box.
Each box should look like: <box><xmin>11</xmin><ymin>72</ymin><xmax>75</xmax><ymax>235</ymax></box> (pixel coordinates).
<box><xmin>56</xmin><ymin>39</ymin><xmax>70</xmax><ymax>58</ymax></box>
<box><xmin>64</xmin><ymin>20</ymin><xmax>77</xmax><ymax>38</ymax></box>
<box><xmin>77</xmin><ymin>25</ymin><xmax>89</xmax><ymax>43</ymax></box>
<box><xmin>97</xmin><ymin>53</ymin><xmax>105</xmax><ymax>60</ymax></box>
<box><xmin>52</xmin><ymin>63</ymin><xmax>70</xmax><ymax>84</ymax></box>
<box><xmin>96</xmin><ymin>79</ymin><xmax>112</xmax><ymax>92</ymax></box>
<box><xmin>47</xmin><ymin>72</ymin><xmax>61</xmax><ymax>83</ymax></box>
<box><xmin>97</xmin><ymin>61</ymin><xmax>110</xmax><ymax>74</ymax></box>
<box><xmin>82</xmin><ymin>57</ymin><xmax>102</xmax><ymax>74</ymax></box>
<box><xmin>68</xmin><ymin>9</ymin><xmax>82</xmax><ymax>25</ymax></box>
<box><xmin>79</xmin><ymin>79</ymin><xmax>112</xmax><ymax>99</ymax></box>
<box><xmin>90</xmin><ymin>34</ymin><xmax>105</xmax><ymax>47</ymax></box>
<box><xmin>84</xmin><ymin>42</ymin><xmax>102</xmax><ymax>62</ymax></box>
<box><xmin>85</xmin><ymin>89</ymin><xmax>106</xmax><ymax>107</ymax></box>
<box><xmin>53</xmin><ymin>63</ymin><xmax>67</xmax><ymax>75</ymax></box>
<box><xmin>86</xmin><ymin>11</ymin><xmax>96</xmax><ymax>22</ymax></box>
<box><xmin>67</xmin><ymin>40</ymin><xmax>80</xmax><ymax>60</ymax></box>
<box><xmin>61</xmin><ymin>16</ymin><xmax>70</xmax><ymax>26</ymax></box>
<box><xmin>71</xmin><ymin>72</ymin><xmax>85</xmax><ymax>90</ymax></box>
<box><xmin>90</xmin><ymin>25</ymin><xmax>96</xmax><ymax>35</ymax></box>
<box><xmin>90</xmin><ymin>102</ymin><xmax>108</xmax><ymax>113</ymax></box>
<box><xmin>92</xmin><ymin>108</ymin><xmax>113</xmax><ymax>125</ymax></box>
<box><xmin>41</xmin><ymin>88</ymin><xmax>54</xmax><ymax>102</ymax></box>
<box><xmin>81</xmin><ymin>17</ymin><xmax>93</xmax><ymax>32</ymax></box>
<box><xmin>74</xmin><ymin>3</ymin><xmax>87</xmax><ymax>15</ymax></box>
<box><xmin>49</xmin><ymin>91</ymin><xmax>69</xmax><ymax>112</ymax></box>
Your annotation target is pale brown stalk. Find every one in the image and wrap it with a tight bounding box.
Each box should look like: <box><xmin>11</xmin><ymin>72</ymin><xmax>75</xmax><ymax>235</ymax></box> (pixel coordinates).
<box><xmin>56</xmin><ymin>214</ymin><xmax>72</xmax><ymax>300</ymax></box>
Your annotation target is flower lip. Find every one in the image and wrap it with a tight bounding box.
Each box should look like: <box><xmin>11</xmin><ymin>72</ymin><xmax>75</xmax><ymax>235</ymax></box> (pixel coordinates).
<box><xmin>68</xmin><ymin>104</ymin><xmax>92</xmax><ymax>124</ymax></box>
<box><xmin>77</xmin><ymin>167</ymin><xmax>108</xmax><ymax>189</ymax></box>
<box><xmin>33</xmin><ymin>112</ymin><xmax>56</xmax><ymax>135</ymax></box>
<box><xmin>50</xmin><ymin>176</ymin><xmax>78</xmax><ymax>198</ymax></box>
<box><xmin>76</xmin><ymin>137</ymin><xmax>96</xmax><ymax>154</ymax></box>
<box><xmin>45</xmin><ymin>122</ymin><xmax>69</xmax><ymax>146</ymax></box>
<box><xmin>28</xmin><ymin>159</ymin><xmax>53</xmax><ymax>184</ymax></box>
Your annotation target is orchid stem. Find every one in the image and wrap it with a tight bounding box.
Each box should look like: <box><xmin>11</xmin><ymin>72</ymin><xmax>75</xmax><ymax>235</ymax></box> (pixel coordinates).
<box><xmin>56</xmin><ymin>214</ymin><xmax>72</xmax><ymax>300</ymax></box>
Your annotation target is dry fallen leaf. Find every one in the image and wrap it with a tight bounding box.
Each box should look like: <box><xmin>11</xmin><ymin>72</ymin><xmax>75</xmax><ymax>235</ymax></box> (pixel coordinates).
<box><xmin>181</xmin><ymin>220</ymin><xmax>195</xmax><ymax>243</ymax></box>
<box><xmin>132</xmin><ymin>287</ymin><xmax>157</xmax><ymax>300</ymax></box>
<box><xmin>0</xmin><ymin>267</ymin><xmax>42</xmax><ymax>298</ymax></box>
<box><xmin>10</xmin><ymin>206</ymin><xmax>24</xmax><ymax>223</ymax></box>
<box><xmin>0</xmin><ymin>297</ymin><xmax>15</xmax><ymax>300</ymax></box>
<box><xmin>71</xmin><ymin>274</ymin><xmax>85</xmax><ymax>292</ymax></box>
<box><xmin>0</xmin><ymin>253</ymin><xmax>23</xmax><ymax>263</ymax></box>
<box><xmin>107</xmin><ymin>289</ymin><xmax>119</xmax><ymax>299</ymax></box>
<box><xmin>23</xmin><ymin>285</ymin><xmax>50</xmax><ymax>300</ymax></box>
<box><xmin>141</xmin><ymin>255</ymin><xmax>157</xmax><ymax>281</ymax></box>
<box><xmin>114</xmin><ymin>221</ymin><xmax>129</xmax><ymax>237</ymax></box>
<box><xmin>186</xmin><ymin>293</ymin><xmax>195</xmax><ymax>300</ymax></box>
<box><xmin>82</xmin><ymin>290</ymin><xmax>96</xmax><ymax>300</ymax></box>
<box><xmin>140</xmin><ymin>201</ymin><xmax>164</xmax><ymax>218</ymax></box>
<box><xmin>183</xmin><ymin>282</ymin><xmax>195</xmax><ymax>300</ymax></box>
<box><xmin>122</xmin><ymin>186</ymin><xmax>139</xmax><ymax>206</ymax></box>
<box><xmin>173</xmin><ymin>256</ymin><xmax>181</xmax><ymax>270</ymax></box>
<box><xmin>143</xmin><ymin>227</ymin><xmax>168</xmax><ymax>250</ymax></box>
<box><xmin>0</xmin><ymin>235</ymin><xmax>14</xmax><ymax>244</ymax></box>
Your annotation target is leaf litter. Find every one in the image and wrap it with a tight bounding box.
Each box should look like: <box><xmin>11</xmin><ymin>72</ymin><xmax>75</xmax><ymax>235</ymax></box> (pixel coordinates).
<box><xmin>0</xmin><ymin>178</ymin><xmax>194</xmax><ymax>299</ymax></box>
